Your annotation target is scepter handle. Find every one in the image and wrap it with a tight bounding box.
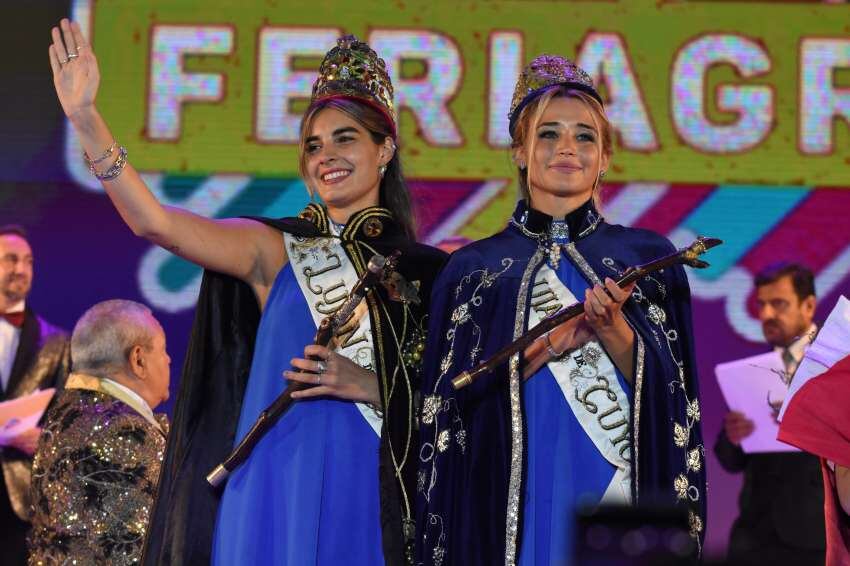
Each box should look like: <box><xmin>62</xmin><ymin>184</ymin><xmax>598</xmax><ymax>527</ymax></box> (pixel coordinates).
<box><xmin>450</xmin><ymin>235</ymin><xmax>724</xmax><ymax>391</ymax></box>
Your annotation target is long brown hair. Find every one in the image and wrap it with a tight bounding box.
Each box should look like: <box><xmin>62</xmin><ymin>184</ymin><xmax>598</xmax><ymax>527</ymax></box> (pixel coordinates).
<box><xmin>510</xmin><ymin>86</ymin><xmax>613</xmax><ymax>211</ymax></box>
<box><xmin>299</xmin><ymin>98</ymin><xmax>417</xmax><ymax>240</ymax></box>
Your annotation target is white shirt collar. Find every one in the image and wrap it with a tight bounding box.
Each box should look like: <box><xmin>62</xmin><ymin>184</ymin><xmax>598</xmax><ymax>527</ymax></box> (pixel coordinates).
<box><xmin>774</xmin><ymin>322</ymin><xmax>818</xmax><ymax>363</ymax></box>
<box><xmin>4</xmin><ymin>300</ymin><xmax>24</xmax><ymax>314</ymax></box>
<box><xmin>100</xmin><ymin>378</ymin><xmax>161</xmax><ymax>431</ymax></box>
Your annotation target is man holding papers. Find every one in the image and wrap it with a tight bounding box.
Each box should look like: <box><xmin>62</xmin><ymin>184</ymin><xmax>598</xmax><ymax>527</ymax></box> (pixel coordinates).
<box><xmin>0</xmin><ymin>226</ymin><xmax>69</xmax><ymax>565</ymax></box>
<box><xmin>714</xmin><ymin>263</ymin><xmax>825</xmax><ymax>565</ymax></box>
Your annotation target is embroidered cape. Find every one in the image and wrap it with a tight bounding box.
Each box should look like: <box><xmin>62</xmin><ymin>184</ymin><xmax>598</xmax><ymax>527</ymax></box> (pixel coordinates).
<box><xmin>143</xmin><ymin>205</ymin><xmax>447</xmax><ymax>566</ymax></box>
<box><xmin>415</xmin><ymin>200</ymin><xmax>706</xmax><ymax>565</ymax></box>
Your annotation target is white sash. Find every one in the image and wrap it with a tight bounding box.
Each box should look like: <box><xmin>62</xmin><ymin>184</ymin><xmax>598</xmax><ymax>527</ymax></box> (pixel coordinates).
<box><xmin>528</xmin><ymin>264</ymin><xmax>632</xmax><ymax>504</ymax></box>
<box><xmin>284</xmin><ymin>232</ymin><xmax>382</xmax><ymax>436</ymax></box>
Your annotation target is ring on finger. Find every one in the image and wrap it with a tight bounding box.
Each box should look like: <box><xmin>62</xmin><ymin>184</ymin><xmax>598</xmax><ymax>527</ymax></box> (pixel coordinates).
<box><xmin>67</xmin><ymin>53</ymin><xmax>79</xmax><ymax>60</ymax></box>
<box><xmin>316</xmin><ymin>360</ymin><xmax>326</xmax><ymax>374</ymax></box>
<box><xmin>316</xmin><ymin>373</ymin><xmax>322</xmax><ymax>384</ymax></box>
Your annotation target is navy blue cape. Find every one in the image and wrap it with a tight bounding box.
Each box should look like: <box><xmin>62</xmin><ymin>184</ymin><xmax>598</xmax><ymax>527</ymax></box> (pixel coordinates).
<box><xmin>415</xmin><ymin>200</ymin><xmax>706</xmax><ymax>565</ymax></box>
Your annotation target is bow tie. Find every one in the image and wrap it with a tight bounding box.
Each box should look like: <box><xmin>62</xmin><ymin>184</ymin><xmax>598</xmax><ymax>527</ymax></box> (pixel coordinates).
<box><xmin>2</xmin><ymin>311</ymin><xmax>24</xmax><ymax>328</ymax></box>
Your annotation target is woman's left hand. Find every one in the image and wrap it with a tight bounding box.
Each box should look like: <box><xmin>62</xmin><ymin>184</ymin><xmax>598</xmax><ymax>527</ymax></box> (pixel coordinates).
<box><xmin>584</xmin><ymin>277</ymin><xmax>635</xmax><ymax>333</ymax></box>
<box><xmin>285</xmin><ymin>344</ymin><xmax>381</xmax><ymax>407</ymax></box>
<box><xmin>583</xmin><ymin>277</ymin><xmax>637</xmax><ymax>381</ymax></box>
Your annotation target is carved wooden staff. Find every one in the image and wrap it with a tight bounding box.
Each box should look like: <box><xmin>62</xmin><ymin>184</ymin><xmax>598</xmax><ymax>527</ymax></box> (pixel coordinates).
<box><xmin>451</xmin><ymin>236</ymin><xmax>722</xmax><ymax>390</ymax></box>
<box><xmin>207</xmin><ymin>251</ymin><xmax>401</xmax><ymax>487</ymax></box>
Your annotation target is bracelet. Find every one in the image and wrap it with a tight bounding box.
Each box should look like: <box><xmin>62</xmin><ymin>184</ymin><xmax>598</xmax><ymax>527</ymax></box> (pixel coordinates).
<box><xmin>83</xmin><ymin>140</ymin><xmax>117</xmax><ymax>171</ymax></box>
<box><xmin>93</xmin><ymin>146</ymin><xmax>128</xmax><ymax>181</ymax></box>
<box><xmin>544</xmin><ymin>331</ymin><xmax>567</xmax><ymax>360</ymax></box>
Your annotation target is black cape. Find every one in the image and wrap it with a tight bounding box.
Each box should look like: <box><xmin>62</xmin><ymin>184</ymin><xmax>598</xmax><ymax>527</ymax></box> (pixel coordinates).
<box><xmin>143</xmin><ymin>205</ymin><xmax>448</xmax><ymax>565</ymax></box>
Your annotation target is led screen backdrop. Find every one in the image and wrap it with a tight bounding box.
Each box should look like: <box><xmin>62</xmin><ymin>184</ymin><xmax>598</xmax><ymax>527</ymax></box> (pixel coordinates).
<box><xmin>4</xmin><ymin>0</ymin><xmax>850</xmax><ymax>557</ymax></box>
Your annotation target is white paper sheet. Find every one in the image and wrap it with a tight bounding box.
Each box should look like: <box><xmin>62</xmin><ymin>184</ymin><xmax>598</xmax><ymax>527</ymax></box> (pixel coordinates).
<box><xmin>778</xmin><ymin>295</ymin><xmax>850</xmax><ymax>421</ymax></box>
<box><xmin>0</xmin><ymin>388</ymin><xmax>55</xmax><ymax>444</ymax></box>
<box><xmin>715</xmin><ymin>352</ymin><xmax>798</xmax><ymax>453</ymax></box>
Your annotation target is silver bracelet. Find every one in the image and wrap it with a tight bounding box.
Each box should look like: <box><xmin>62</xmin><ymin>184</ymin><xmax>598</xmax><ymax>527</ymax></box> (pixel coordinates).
<box><xmin>83</xmin><ymin>140</ymin><xmax>117</xmax><ymax>171</ymax></box>
<box><xmin>93</xmin><ymin>146</ymin><xmax>128</xmax><ymax>181</ymax></box>
<box><xmin>544</xmin><ymin>332</ymin><xmax>567</xmax><ymax>360</ymax></box>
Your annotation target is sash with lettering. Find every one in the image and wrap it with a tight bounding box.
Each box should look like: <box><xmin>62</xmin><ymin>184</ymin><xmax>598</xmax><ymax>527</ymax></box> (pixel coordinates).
<box><xmin>284</xmin><ymin>230</ymin><xmax>382</xmax><ymax>434</ymax></box>
<box><xmin>529</xmin><ymin>263</ymin><xmax>632</xmax><ymax>503</ymax></box>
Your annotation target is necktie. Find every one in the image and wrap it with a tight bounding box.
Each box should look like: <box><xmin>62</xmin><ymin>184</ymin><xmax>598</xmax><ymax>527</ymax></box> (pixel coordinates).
<box><xmin>782</xmin><ymin>348</ymin><xmax>797</xmax><ymax>383</ymax></box>
<box><xmin>2</xmin><ymin>311</ymin><xmax>24</xmax><ymax>328</ymax></box>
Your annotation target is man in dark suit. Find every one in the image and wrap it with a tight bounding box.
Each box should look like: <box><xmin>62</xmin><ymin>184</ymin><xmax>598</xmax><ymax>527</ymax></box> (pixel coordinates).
<box><xmin>0</xmin><ymin>225</ymin><xmax>70</xmax><ymax>564</ymax></box>
<box><xmin>715</xmin><ymin>263</ymin><xmax>825</xmax><ymax>565</ymax></box>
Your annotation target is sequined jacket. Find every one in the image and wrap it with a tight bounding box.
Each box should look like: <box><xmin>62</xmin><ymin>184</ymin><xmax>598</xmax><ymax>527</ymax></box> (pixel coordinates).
<box><xmin>143</xmin><ymin>205</ymin><xmax>448</xmax><ymax>566</ymax></box>
<box><xmin>1</xmin><ymin>309</ymin><xmax>70</xmax><ymax>521</ymax></box>
<box><xmin>415</xmin><ymin>200</ymin><xmax>706</xmax><ymax>565</ymax></box>
<box><xmin>28</xmin><ymin>381</ymin><xmax>167</xmax><ymax>566</ymax></box>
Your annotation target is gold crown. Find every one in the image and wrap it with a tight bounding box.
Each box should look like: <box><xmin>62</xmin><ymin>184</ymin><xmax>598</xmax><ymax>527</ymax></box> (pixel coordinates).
<box><xmin>310</xmin><ymin>35</ymin><xmax>396</xmax><ymax>133</ymax></box>
<box><xmin>508</xmin><ymin>55</ymin><xmax>601</xmax><ymax>137</ymax></box>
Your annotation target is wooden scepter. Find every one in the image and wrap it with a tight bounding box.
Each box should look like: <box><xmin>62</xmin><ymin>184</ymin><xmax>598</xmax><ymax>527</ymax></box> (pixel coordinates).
<box><xmin>206</xmin><ymin>251</ymin><xmax>401</xmax><ymax>487</ymax></box>
<box><xmin>451</xmin><ymin>236</ymin><xmax>722</xmax><ymax>390</ymax></box>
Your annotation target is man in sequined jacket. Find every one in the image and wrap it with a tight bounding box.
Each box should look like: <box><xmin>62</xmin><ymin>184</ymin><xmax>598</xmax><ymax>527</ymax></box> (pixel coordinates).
<box><xmin>28</xmin><ymin>300</ymin><xmax>169</xmax><ymax>566</ymax></box>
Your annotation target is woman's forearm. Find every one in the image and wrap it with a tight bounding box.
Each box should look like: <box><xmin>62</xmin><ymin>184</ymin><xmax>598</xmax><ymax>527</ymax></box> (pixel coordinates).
<box><xmin>595</xmin><ymin>316</ymin><xmax>635</xmax><ymax>382</ymax></box>
<box><xmin>70</xmin><ymin>106</ymin><xmax>172</xmax><ymax>239</ymax></box>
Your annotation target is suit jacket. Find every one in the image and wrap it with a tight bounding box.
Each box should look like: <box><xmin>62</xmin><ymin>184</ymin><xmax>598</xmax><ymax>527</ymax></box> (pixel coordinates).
<box><xmin>1</xmin><ymin>308</ymin><xmax>70</xmax><ymax>521</ymax></box>
<box><xmin>715</xmin><ymin>430</ymin><xmax>825</xmax><ymax>552</ymax></box>
<box><xmin>28</xmin><ymin>381</ymin><xmax>168</xmax><ymax>566</ymax></box>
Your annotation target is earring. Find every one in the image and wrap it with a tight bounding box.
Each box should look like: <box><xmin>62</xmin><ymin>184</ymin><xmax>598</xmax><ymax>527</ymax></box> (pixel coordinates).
<box><xmin>379</xmin><ymin>164</ymin><xmax>387</xmax><ymax>178</ymax></box>
<box><xmin>599</xmin><ymin>170</ymin><xmax>606</xmax><ymax>179</ymax></box>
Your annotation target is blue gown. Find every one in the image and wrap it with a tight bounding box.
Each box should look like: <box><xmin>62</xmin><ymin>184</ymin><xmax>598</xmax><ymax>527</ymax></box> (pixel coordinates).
<box><xmin>518</xmin><ymin>254</ymin><xmax>632</xmax><ymax>566</ymax></box>
<box><xmin>212</xmin><ymin>264</ymin><xmax>384</xmax><ymax>565</ymax></box>
<box><xmin>416</xmin><ymin>199</ymin><xmax>706</xmax><ymax>566</ymax></box>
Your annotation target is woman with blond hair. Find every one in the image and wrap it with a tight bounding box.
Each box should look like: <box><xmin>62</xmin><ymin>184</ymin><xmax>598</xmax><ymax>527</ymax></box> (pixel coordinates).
<box><xmin>416</xmin><ymin>55</ymin><xmax>706</xmax><ymax>565</ymax></box>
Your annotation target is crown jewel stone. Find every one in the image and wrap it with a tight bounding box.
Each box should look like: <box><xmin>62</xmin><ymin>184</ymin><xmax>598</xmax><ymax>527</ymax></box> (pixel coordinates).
<box><xmin>310</xmin><ymin>34</ymin><xmax>396</xmax><ymax>131</ymax></box>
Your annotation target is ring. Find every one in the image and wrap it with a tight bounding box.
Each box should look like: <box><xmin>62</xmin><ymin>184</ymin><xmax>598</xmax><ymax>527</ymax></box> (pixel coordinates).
<box><xmin>316</xmin><ymin>360</ymin><xmax>326</xmax><ymax>374</ymax></box>
<box><xmin>67</xmin><ymin>53</ymin><xmax>79</xmax><ymax>60</ymax></box>
<box><xmin>316</xmin><ymin>373</ymin><xmax>322</xmax><ymax>384</ymax></box>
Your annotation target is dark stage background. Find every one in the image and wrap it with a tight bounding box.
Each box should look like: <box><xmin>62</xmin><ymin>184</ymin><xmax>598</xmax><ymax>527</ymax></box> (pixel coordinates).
<box><xmin>3</xmin><ymin>0</ymin><xmax>850</xmax><ymax>558</ymax></box>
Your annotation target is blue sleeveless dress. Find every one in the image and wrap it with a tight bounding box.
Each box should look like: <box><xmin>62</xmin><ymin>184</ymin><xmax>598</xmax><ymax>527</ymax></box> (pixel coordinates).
<box><xmin>518</xmin><ymin>250</ymin><xmax>633</xmax><ymax>566</ymax></box>
<box><xmin>212</xmin><ymin>263</ymin><xmax>384</xmax><ymax>565</ymax></box>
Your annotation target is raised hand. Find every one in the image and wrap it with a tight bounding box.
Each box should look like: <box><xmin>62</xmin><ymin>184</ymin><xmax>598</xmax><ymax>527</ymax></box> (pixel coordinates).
<box><xmin>48</xmin><ymin>19</ymin><xmax>100</xmax><ymax>121</ymax></box>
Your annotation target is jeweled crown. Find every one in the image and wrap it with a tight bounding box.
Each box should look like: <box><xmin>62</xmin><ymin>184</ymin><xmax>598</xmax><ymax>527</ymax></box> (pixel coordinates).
<box><xmin>310</xmin><ymin>35</ymin><xmax>396</xmax><ymax>133</ymax></box>
<box><xmin>508</xmin><ymin>55</ymin><xmax>602</xmax><ymax>137</ymax></box>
